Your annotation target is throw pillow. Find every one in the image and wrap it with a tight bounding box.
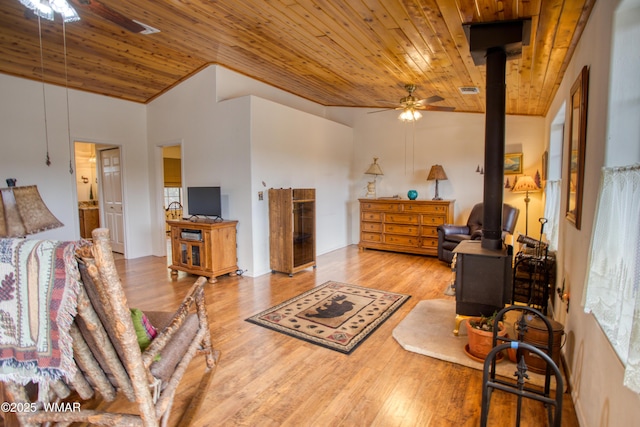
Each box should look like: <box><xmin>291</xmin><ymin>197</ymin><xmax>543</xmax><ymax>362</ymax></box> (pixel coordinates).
<box><xmin>130</xmin><ymin>308</ymin><xmax>158</xmax><ymax>351</ymax></box>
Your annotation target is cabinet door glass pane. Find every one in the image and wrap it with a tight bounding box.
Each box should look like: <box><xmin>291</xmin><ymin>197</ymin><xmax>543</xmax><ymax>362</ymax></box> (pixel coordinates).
<box><xmin>293</xmin><ymin>201</ymin><xmax>314</xmax><ymax>266</ymax></box>
<box><xmin>191</xmin><ymin>245</ymin><xmax>201</xmax><ymax>267</ymax></box>
<box><xmin>181</xmin><ymin>243</ymin><xmax>188</xmax><ymax>264</ymax></box>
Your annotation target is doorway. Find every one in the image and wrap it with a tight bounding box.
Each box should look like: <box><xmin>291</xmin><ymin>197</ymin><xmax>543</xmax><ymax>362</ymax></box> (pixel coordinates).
<box><xmin>73</xmin><ymin>142</ymin><xmax>126</xmax><ymax>255</ymax></box>
<box><xmin>75</xmin><ymin>142</ymin><xmax>99</xmax><ymax>238</ymax></box>
<box><xmin>162</xmin><ymin>144</ymin><xmax>183</xmax><ymax>260</ymax></box>
<box><xmin>101</xmin><ymin>147</ymin><xmax>125</xmax><ymax>254</ymax></box>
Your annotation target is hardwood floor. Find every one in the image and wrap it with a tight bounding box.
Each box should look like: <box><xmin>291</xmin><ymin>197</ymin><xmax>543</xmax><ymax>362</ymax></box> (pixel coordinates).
<box><xmin>111</xmin><ymin>245</ymin><xmax>580</xmax><ymax>426</ymax></box>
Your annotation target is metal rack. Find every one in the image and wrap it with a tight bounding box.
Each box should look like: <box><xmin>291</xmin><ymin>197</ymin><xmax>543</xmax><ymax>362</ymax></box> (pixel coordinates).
<box><xmin>511</xmin><ymin>219</ymin><xmax>555</xmax><ymax>314</ymax></box>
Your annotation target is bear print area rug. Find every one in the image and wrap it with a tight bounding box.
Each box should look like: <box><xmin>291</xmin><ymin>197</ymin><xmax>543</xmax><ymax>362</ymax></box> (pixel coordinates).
<box><xmin>246</xmin><ymin>281</ymin><xmax>410</xmax><ymax>354</ymax></box>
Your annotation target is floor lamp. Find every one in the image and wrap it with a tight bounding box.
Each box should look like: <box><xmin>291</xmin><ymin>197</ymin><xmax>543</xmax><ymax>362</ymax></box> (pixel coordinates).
<box><xmin>511</xmin><ymin>175</ymin><xmax>540</xmax><ymax>236</ymax></box>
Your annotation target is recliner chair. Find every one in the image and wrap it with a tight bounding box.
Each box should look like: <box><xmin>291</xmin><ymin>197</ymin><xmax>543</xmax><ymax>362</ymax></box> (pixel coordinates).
<box><xmin>437</xmin><ymin>203</ymin><xmax>519</xmax><ymax>263</ymax></box>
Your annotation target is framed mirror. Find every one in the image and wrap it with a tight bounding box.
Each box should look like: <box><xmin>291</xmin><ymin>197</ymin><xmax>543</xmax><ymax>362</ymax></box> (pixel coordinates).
<box><xmin>566</xmin><ymin>65</ymin><xmax>589</xmax><ymax>229</ymax></box>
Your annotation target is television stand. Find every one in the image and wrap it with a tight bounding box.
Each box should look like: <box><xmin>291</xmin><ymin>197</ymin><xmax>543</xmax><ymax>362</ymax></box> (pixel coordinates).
<box><xmin>167</xmin><ymin>219</ymin><xmax>238</xmax><ymax>283</ymax></box>
<box><xmin>186</xmin><ymin>215</ymin><xmax>223</xmax><ymax>224</ymax></box>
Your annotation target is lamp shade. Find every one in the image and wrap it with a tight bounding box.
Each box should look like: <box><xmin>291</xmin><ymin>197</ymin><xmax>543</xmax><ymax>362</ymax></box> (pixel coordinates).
<box><xmin>0</xmin><ymin>185</ymin><xmax>63</xmax><ymax>237</ymax></box>
<box><xmin>365</xmin><ymin>157</ymin><xmax>384</xmax><ymax>176</ymax></box>
<box><xmin>427</xmin><ymin>164</ymin><xmax>448</xmax><ymax>181</ymax></box>
<box><xmin>512</xmin><ymin>175</ymin><xmax>539</xmax><ymax>193</ymax></box>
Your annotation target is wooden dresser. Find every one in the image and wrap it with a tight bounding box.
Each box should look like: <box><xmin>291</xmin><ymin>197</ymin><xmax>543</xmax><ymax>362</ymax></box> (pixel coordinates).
<box><xmin>358</xmin><ymin>199</ymin><xmax>454</xmax><ymax>256</ymax></box>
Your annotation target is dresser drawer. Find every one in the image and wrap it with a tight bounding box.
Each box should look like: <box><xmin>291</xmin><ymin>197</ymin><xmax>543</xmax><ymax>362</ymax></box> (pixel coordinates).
<box><xmin>421</xmin><ymin>226</ymin><xmax>439</xmax><ymax>237</ymax></box>
<box><xmin>360</xmin><ymin>202</ymin><xmax>400</xmax><ymax>212</ymax></box>
<box><xmin>361</xmin><ymin>211</ymin><xmax>382</xmax><ymax>221</ymax></box>
<box><xmin>384</xmin><ymin>223</ymin><xmax>419</xmax><ymax>235</ymax></box>
<box><xmin>385</xmin><ymin>213</ymin><xmax>419</xmax><ymax>224</ymax></box>
<box><xmin>403</xmin><ymin>203</ymin><xmax>450</xmax><ymax>214</ymax></box>
<box><xmin>421</xmin><ymin>237</ymin><xmax>439</xmax><ymax>248</ymax></box>
<box><xmin>361</xmin><ymin>232</ymin><xmax>382</xmax><ymax>243</ymax></box>
<box><xmin>421</xmin><ymin>214</ymin><xmax>447</xmax><ymax>225</ymax></box>
<box><xmin>384</xmin><ymin>234</ymin><xmax>419</xmax><ymax>246</ymax></box>
<box><xmin>362</xmin><ymin>222</ymin><xmax>382</xmax><ymax>232</ymax></box>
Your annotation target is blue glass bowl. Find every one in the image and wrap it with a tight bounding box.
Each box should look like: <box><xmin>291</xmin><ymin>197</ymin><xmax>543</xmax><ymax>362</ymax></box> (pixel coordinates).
<box><xmin>407</xmin><ymin>190</ymin><xmax>418</xmax><ymax>200</ymax></box>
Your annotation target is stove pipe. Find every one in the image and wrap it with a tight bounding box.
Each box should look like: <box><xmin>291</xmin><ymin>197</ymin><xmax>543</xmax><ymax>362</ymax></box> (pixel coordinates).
<box><xmin>464</xmin><ymin>19</ymin><xmax>531</xmax><ymax>250</ymax></box>
<box><xmin>481</xmin><ymin>47</ymin><xmax>507</xmax><ymax>250</ymax></box>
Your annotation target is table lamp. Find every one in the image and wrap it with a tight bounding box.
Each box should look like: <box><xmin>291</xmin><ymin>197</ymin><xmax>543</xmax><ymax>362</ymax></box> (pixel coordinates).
<box><xmin>427</xmin><ymin>165</ymin><xmax>448</xmax><ymax>200</ymax></box>
<box><xmin>364</xmin><ymin>157</ymin><xmax>384</xmax><ymax>198</ymax></box>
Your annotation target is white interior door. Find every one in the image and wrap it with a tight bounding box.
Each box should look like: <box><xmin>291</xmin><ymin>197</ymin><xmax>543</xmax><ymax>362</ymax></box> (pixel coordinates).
<box><xmin>101</xmin><ymin>147</ymin><xmax>125</xmax><ymax>253</ymax></box>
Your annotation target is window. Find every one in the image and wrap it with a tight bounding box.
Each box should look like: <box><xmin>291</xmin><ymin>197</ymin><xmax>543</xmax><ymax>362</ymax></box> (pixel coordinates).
<box><xmin>583</xmin><ymin>0</ymin><xmax>640</xmax><ymax>394</ymax></box>
<box><xmin>164</xmin><ymin>187</ymin><xmax>182</xmax><ymax>209</ymax></box>
<box><xmin>543</xmin><ymin>110</ymin><xmax>565</xmax><ymax>251</ymax></box>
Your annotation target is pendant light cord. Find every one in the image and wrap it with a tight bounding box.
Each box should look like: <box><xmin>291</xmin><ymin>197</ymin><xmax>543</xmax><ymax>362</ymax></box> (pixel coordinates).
<box><xmin>38</xmin><ymin>17</ymin><xmax>51</xmax><ymax>166</ymax></box>
<box><xmin>62</xmin><ymin>20</ymin><xmax>74</xmax><ymax>174</ymax></box>
<box><xmin>403</xmin><ymin>118</ymin><xmax>418</xmax><ymax>175</ymax></box>
<box><xmin>404</xmin><ymin>120</ymin><xmax>408</xmax><ymax>175</ymax></box>
<box><xmin>412</xmin><ymin>119</ymin><xmax>416</xmax><ymax>174</ymax></box>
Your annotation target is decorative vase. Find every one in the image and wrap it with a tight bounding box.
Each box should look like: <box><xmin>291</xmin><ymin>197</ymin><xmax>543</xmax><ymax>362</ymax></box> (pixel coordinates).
<box><xmin>407</xmin><ymin>190</ymin><xmax>418</xmax><ymax>200</ymax></box>
<box><xmin>465</xmin><ymin>318</ymin><xmax>508</xmax><ymax>360</ymax></box>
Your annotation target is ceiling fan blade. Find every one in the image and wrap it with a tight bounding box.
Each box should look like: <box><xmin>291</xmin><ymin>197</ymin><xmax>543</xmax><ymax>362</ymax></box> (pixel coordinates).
<box><xmin>424</xmin><ymin>95</ymin><xmax>445</xmax><ymax>104</ymax></box>
<box><xmin>70</xmin><ymin>0</ymin><xmax>146</xmax><ymax>33</ymax></box>
<box><xmin>367</xmin><ymin>108</ymin><xmax>393</xmax><ymax>114</ymax></box>
<box><xmin>415</xmin><ymin>95</ymin><xmax>445</xmax><ymax>106</ymax></box>
<box><xmin>420</xmin><ymin>105</ymin><xmax>456</xmax><ymax>112</ymax></box>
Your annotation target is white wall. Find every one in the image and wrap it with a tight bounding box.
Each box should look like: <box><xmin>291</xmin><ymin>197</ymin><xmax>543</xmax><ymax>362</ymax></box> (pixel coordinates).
<box><xmin>347</xmin><ymin>108</ymin><xmax>545</xmax><ymax>242</ymax></box>
<box><xmin>250</xmin><ymin>96</ymin><xmax>353</xmax><ymax>275</ymax></box>
<box><xmin>0</xmin><ymin>74</ymin><xmax>150</xmax><ymax>258</ymax></box>
<box><xmin>215</xmin><ymin>66</ymin><xmax>328</xmax><ymax>119</ymax></box>
<box><xmin>147</xmin><ymin>66</ymin><xmax>219</xmax><ymax>257</ymax></box>
<box><xmin>544</xmin><ymin>0</ymin><xmax>640</xmax><ymax>425</ymax></box>
<box><xmin>147</xmin><ymin>66</ymin><xmax>353</xmax><ymax>276</ymax></box>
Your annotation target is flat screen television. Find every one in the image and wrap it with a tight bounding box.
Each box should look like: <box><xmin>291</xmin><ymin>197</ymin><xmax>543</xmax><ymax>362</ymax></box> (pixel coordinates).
<box><xmin>187</xmin><ymin>186</ymin><xmax>222</xmax><ymax>219</ymax></box>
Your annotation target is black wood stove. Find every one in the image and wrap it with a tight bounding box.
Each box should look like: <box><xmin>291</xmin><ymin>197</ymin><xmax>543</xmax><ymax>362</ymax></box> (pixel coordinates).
<box><xmin>454</xmin><ymin>19</ymin><xmax>531</xmax><ymax>320</ymax></box>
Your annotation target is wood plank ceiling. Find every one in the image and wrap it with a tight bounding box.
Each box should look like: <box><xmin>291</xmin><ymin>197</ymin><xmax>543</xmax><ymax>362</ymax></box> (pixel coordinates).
<box><xmin>0</xmin><ymin>0</ymin><xmax>595</xmax><ymax>116</ymax></box>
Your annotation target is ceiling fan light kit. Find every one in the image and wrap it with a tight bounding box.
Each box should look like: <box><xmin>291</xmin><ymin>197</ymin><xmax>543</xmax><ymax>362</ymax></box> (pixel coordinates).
<box><xmin>398</xmin><ymin>109</ymin><xmax>422</xmax><ymax>122</ymax></box>
<box><xmin>20</xmin><ymin>0</ymin><xmax>80</xmax><ymax>22</ymax></box>
<box><xmin>370</xmin><ymin>83</ymin><xmax>454</xmax><ymax>120</ymax></box>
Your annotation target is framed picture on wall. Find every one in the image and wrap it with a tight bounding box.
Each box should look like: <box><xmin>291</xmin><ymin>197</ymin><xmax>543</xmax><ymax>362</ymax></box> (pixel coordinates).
<box><xmin>504</xmin><ymin>153</ymin><xmax>523</xmax><ymax>175</ymax></box>
<box><xmin>566</xmin><ymin>65</ymin><xmax>589</xmax><ymax>230</ymax></box>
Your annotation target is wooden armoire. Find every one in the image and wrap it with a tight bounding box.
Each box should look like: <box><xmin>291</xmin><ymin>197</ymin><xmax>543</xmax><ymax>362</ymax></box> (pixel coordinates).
<box><xmin>268</xmin><ymin>188</ymin><xmax>316</xmax><ymax>276</ymax></box>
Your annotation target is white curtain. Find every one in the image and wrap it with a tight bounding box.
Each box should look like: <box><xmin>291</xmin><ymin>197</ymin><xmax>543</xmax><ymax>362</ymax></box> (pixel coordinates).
<box><xmin>543</xmin><ymin>180</ymin><xmax>561</xmax><ymax>251</ymax></box>
<box><xmin>584</xmin><ymin>164</ymin><xmax>640</xmax><ymax>393</ymax></box>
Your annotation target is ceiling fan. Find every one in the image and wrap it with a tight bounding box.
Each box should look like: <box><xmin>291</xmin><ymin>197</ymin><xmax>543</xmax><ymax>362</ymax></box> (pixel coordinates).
<box><xmin>68</xmin><ymin>0</ymin><xmax>157</xmax><ymax>34</ymax></box>
<box><xmin>371</xmin><ymin>84</ymin><xmax>455</xmax><ymax>121</ymax></box>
